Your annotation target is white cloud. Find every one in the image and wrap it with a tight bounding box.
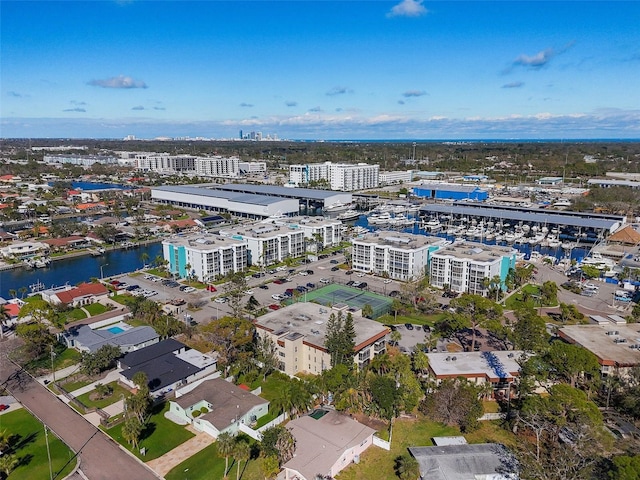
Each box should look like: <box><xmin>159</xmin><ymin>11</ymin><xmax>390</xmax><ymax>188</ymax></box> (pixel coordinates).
<box><xmin>87</xmin><ymin>75</ymin><xmax>148</xmax><ymax>89</ymax></box>
<box><xmin>402</xmin><ymin>90</ymin><xmax>427</xmax><ymax>97</ymax></box>
<box><xmin>388</xmin><ymin>0</ymin><xmax>428</xmax><ymax>18</ymax></box>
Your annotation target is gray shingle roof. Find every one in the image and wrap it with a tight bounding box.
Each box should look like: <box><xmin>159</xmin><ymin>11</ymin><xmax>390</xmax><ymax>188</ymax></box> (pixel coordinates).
<box><xmin>63</xmin><ymin>325</ymin><xmax>159</xmax><ymax>353</ymax></box>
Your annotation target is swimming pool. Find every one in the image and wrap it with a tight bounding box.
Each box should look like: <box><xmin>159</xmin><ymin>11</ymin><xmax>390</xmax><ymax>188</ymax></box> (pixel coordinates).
<box><xmin>107</xmin><ymin>326</ymin><xmax>125</xmax><ymax>334</ymax></box>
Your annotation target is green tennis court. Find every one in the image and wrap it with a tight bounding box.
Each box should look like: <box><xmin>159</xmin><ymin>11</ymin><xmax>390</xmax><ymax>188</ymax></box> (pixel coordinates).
<box><xmin>299</xmin><ymin>283</ymin><xmax>392</xmax><ymax>318</ymax></box>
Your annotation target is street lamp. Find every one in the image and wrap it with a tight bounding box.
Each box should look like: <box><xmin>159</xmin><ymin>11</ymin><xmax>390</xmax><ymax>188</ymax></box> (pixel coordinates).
<box><xmin>100</xmin><ymin>263</ymin><xmax>109</xmax><ymax>280</ymax></box>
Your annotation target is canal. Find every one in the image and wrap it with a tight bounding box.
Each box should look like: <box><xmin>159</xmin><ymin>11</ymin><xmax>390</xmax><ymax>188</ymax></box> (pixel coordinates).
<box><xmin>0</xmin><ymin>243</ymin><xmax>162</xmax><ymax>299</ymax></box>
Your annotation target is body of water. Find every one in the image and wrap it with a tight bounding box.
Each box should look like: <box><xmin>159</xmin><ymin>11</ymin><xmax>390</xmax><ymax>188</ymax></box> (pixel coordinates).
<box><xmin>48</xmin><ymin>181</ymin><xmax>132</xmax><ymax>191</ymax></box>
<box><xmin>0</xmin><ymin>242</ymin><xmax>162</xmax><ymax>300</ymax></box>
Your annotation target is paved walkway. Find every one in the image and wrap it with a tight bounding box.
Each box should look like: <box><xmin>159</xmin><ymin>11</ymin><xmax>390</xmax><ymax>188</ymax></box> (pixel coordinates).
<box><xmin>146</xmin><ymin>426</ymin><xmax>215</xmax><ymax>477</ymax></box>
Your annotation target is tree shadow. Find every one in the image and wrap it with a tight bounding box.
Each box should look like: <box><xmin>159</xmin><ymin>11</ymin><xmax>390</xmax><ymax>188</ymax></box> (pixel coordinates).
<box><xmin>9</xmin><ymin>432</ymin><xmax>37</xmax><ymax>452</ymax></box>
<box><xmin>140</xmin><ymin>422</ymin><xmax>156</xmax><ymax>441</ymax></box>
<box><xmin>16</xmin><ymin>453</ymin><xmax>34</xmax><ymax>469</ymax></box>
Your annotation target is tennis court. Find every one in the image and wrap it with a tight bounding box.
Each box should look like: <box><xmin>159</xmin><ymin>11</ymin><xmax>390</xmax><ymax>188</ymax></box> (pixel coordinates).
<box><xmin>301</xmin><ymin>283</ymin><xmax>392</xmax><ymax>318</ymax></box>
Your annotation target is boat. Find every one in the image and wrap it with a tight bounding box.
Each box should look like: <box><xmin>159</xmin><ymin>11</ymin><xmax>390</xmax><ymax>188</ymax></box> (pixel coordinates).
<box><xmin>325</xmin><ymin>202</ymin><xmax>353</xmax><ymax>214</ymax></box>
<box><xmin>337</xmin><ymin>209</ymin><xmax>360</xmax><ymax>221</ymax></box>
<box><xmin>580</xmin><ymin>252</ymin><xmax>617</xmax><ymax>270</ymax></box>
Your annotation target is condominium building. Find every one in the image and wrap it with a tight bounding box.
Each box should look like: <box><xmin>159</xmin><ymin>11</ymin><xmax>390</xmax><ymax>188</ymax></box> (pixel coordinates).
<box><xmin>272</xmin><ymin>216</ymin><xmax>342</xmax><ymax>251</ymax></box>
<box><xmin>162</xmin><ymin>234</ymin><xmax>248</xmax><ymax>281</ymax></box>
<box><xmin>238</xmin><ymin>161</ymin><xmax>267</xmax><ymax>174</ymax></box>
<box><xmin>379</xmin><ymin>170</ymin><xmax>414</xmax><ymax>186</ymax></box>
<box><xmin>194</xmin><ymin>156</ymin><xmax>239</xmax><ymax>177</ymax></box>
<box><xmin>219</xmin><ymin>222</ymin><xmax>306</xmax><ymax>266</ymax></box>
<box><xmin>136</xmin><ymin>154</ymin><xmax>240</xmax><ymax>177</ymax></box>
<box><xmin>352</xmin><ymin>232</ymin><xmax>445</xmax><ymax>281</ymax></box>
<box><xmin>43</xmin><ymin>154</ymin><xmax>120</xmax><ymax>166</ymax></box>
<box><xmin>289</xmin><ymin>162</ymin><xmax>379</xmax><ymax>191</ymax></box>
<box><xmin>428</xmin><ymin>242</ymin><xmax>517</xmax><ymax>295</ymax></box>
<box><xmin>255</xmin><ymin>303</ymin><xmax>389</xmax><ymax>375</ymax></box>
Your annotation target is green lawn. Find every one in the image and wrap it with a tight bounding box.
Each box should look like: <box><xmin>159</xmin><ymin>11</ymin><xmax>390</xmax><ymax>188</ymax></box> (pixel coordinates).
<box><xmin>76</xmin><ymin>381</ymin><xmax>131</xmax><ymax>410</ymax></box>
<box><xmin>24</xmin><ymin>345</ymin><xmax>81</xmax><ymax>374</ymax></box>
<box><xmin>165</xmin><ymin>437</ymin><xmax>263</xmax><ymax>480</ymax></box>
<box><xmin>0</xmin><ymin>408</ymin><xmax>76</xmax><ymax>480</ymax></box>
<box><xmin>64</xmin><ymin>308</ymin><xmax>88</xmax><ymax>321</ymax></box>
<box><xmin>105</xmin><ymin>402</ymin><xmax>195</xmax><ymax>461</ymax></box>
<box><xmin>60</xmin><ymin>377</ymin><xmax>93</xmax><ymax>393</ymax></box>
<box><xmin>85</xmin><ymin>302</ymin><xmax>109</xmax><ymax>316</ymax></box>
<box><xmin>504</xmin><ymin>283</ymin><xmax>557</xmax><ymax>310</ymax></box>
<box><xmin>111</xmin><ymin>294</ymin><xmax>133</xmax><ymax>305</ymax></box>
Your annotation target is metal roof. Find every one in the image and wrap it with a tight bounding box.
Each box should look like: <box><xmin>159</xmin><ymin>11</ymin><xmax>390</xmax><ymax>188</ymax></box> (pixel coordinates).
<box><xmin>419</xmin><ymin>203</ymin><xmax>623</xmax><ymax>230</ymax></box>
<box><xmin>414</xmin><ymin>183</ymin><xmax>484</xmax><ymax>193</ymax></box>
<box><xmin>213</xmin><ymin>183</ymin><xmax>345</xmax><ymax>200</ymax></box>
<box><xmin>153</xmin><ymin>185</ymin><xmax>287</xmax><ymax>206</ymax></box>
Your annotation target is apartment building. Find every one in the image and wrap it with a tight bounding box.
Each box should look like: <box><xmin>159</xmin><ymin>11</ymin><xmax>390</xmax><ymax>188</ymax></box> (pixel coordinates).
<box><xmin>289</xmin><ymin>162</ymin><xmax>379</xmax><ymax>191</ymax></box>
<box><xmin>219</xmin><ymin>222</ymin><xmax>306</xmax><ymax>266</ymax></box>
<box><xmin>428</xmin><ymin>242</ymin><xmax>517</xmax><ymax>295</ymax></box>
<box><xmin>255</xmin><ymin>303</ymin><xmax>389</xmax><ymax>375</ymax></box>
<box><xmin>162</xmin><ymin>234</ymin><xmax>248</xmax><ymax>281</ymax></box>
<box><xmin>136</xmin><ymin>153</ymin><xmax>240</xmax><ymax>177</ymax></box>
<box><xmin>272</xmin><ymin>216</ymin><xmax>342</xmax><ymax>251</ymax></box>
<box><xmin>352</xmin><ymin>232</ymin><xmax>445</xmax><ymax>281</ymax></box>
<box><xmin>194</xmin><ymin>156</ymin><xmax>239</xmax><ymax>177</ymax></box>
<box><xmin>43</xmin><ymin>154</ymin><xmax>120</xmax><ymax>166</ymax></box>
<box><xmin>379</xmin><ymin>170</ymin><xmax>414</xmax><ymax>186</ymax></box>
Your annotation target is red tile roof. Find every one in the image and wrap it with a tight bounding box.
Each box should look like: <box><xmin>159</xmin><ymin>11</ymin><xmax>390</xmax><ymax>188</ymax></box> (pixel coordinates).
<box><xmin>55</xmin><ymin>282</ymin><xmax>108</xmax><ymax>304</ymax></box>
<box><xmin>4</xmin><ymin>303</ymin><xmax>20</xmax><ymax>318</ymax></box>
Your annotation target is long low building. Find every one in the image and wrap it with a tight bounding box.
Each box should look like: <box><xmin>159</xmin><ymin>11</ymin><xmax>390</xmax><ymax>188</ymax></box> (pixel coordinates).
<box><xmin>559</xmin><ymin>324</ymin><xmax>640</xmax><ymax>378</ymax></box>
<box><xmin>151</xmin><ymin>185</ymin><xmax>300</xmax><ymax>218</ymax></box>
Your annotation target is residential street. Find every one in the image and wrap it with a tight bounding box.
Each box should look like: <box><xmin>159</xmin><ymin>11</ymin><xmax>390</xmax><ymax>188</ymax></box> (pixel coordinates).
<box><xmin>0</xmin><ymin>338</ymin><xmax>160</xmax><ymax>480</ymax></box>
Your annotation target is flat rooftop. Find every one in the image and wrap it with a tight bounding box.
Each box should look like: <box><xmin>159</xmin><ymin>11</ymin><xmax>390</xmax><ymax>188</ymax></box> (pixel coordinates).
<box><xmin>427</xmin><ymin>350</ymin><xmax>527</xmax><ymax>381</ymax></box>
<box><xmin>559</xmin><ymin>324</ymin><xmax>640</xmax><ymax>367</ymax></box>
<box><xmin>419</xmin><ymin>202</ymin><xmax>624</xmax><ymax>230</ymax></box>
<box><xmin>430</xmin><ymin>242</ymin><xmax>517</xmax><ymax>262</ymax></box>
<box><xmin>161</xmin><ymin>233</ymin><xmax>246</xmax><ymax>250</ymax></box>
<box><xmin>220</xmin><ymin>222</ymin><xmax>305</xmax><ymax>239</ymax></box>
<box><xmin>211</xmin><ymin>183</ymin><xmax>349</xmax><ymax>201</ymax></box>
<box><xmin>152</xmin><ymin>185</ymin><xmax>288</xmax><ymax>206</ymax></box>
<box><xmin>255</xmin><ymin>302</ymin><xmax>388</xmax><ymax>350</ymax></box>
<box><xmin>274</xmin><ymin>216</ymin><xmax>342</xmax><ymax>228</ymax></box>
<box><xmin>354</xmin><ymin>231</ymin><xmax>446</xmax><ymax>249</ymax></box>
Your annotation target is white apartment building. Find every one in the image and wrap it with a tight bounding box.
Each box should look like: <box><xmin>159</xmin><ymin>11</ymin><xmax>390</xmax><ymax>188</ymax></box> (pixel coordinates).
<box><xmin>272</xmin><ymin>216</ymin><xmax>342</xmax><ymax>250</ymax></box>
<box><xmin>136</xmin><ymin>153</ymin><xmax>196</xmax><ymax>173</ymax></box>
<box><xmin>352</xmin><ymin>232</ymin><xmax>445</xmax><ymax>281</ymax></box>
<box><xmin>379</xmin><ymin>170</ymin><xmax>414</xmax><ymax>185</ymax></box>
<box><xmin>194</xmin><ymin>156</ymin><xmax>239</xmax><ymax>177</ymax></box>
<box><xmin>220</xmin><ymin>223</ymin><xmax>306</xmax><ymax>266</ymax></box>
<box><xmin>162</xmin><ymin>234</ymin><xmax>248</xmax><ymax>282</ymax></box>
<box><xmin>289</xmin><ymin>162</ymin><xmax>379</xmax><ymax>191</ymax></box>
<box><xmin>43</xmin><ymin>154</ymin><xmax>120</xmax><ymax>166</ymax></box>
<box><xmin>428</xmin><ymin>242</ymin><xmax>517</xmax><ymax>295</ymax></box>
<box><xmin>255</xmin><ymin>303</ymin><xmax>389</xmax><ymax>375</ymax></box>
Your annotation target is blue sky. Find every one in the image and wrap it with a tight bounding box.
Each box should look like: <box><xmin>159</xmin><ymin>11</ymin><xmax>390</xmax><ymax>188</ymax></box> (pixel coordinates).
<box><xmin>1</xmin><ymin>1</ymin><xmax>639</xmax><ymax>139</ymax></box>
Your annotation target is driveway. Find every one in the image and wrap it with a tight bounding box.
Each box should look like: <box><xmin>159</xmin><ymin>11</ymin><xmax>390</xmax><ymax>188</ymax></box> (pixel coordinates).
<box><xmin>0</xmin><ymin>338</ymin><xmax>159</xmax><ymax>480</ymax></box>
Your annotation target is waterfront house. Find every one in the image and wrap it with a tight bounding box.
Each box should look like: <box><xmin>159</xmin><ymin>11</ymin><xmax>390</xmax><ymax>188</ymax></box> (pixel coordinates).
<box><xmin>0</xmin><ymin>241</ymin><xmax>49</xmax><ymax>260</ymax></box>
<box><xmin>43</xmin><ymin>282</ymin><xmax>109</xmax><ymax>307</ymax></box>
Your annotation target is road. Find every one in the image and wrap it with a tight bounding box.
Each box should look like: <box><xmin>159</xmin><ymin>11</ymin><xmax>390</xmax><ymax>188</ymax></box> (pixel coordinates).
<box><xmin>0</xmin><ymin>338</ymin><xmax>159</xmax><ymax>480</ymax></box>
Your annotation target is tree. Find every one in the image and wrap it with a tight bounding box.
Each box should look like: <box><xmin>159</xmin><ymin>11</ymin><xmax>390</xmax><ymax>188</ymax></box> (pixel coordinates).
<box><xmin>261</xmin><ymin>425</ymin><xmax>296</xmax><ymax>465</ymax></box>
<box><xmin>419</xmin><ymin>377</ymin><xmax>483</xmax><ymax>432</ymax></box>
<box><xmin>540</xmin><ymin>280</ymin><xmax>558</xmax><ymax>305</ymax></box>
<box><xmin>121</xmin><ymin>417</ymin><xmax>143</xmax><ymax>450</ymax></box>
<box><xmin>545</xmin><ymin>341</ymin><xmax>600</xmax><ymax>388</ymax></box>
<box><xmin>361</xmin><ymin>303</ymin><xmax>374</xmax><ymax>319</ymax></box>
<box><xmin>15</xmin><ymin>321</ymin><xmax>56</xmax><ymax>358</ymax></box>
<box><xmin>140</xmin><ymin>251</ymin><xmax>150</xmax><ymax>268</ymax></box>
<box><xmin>217</xmin><ymin>432</ymin><xmax>235</xmax><ymax>478</ymax></box>
<box><xmin>369</xmin><ymin>375</ymin><xmax>401</xmax><ymax>423</ymax></box>
<box><xmin>260</xmin><ymin>454</ymin><xmax>281</xmax><ymax>480</ymax></box>
<box><xmin>444</xmin><ymin>294</ymin><xmax>503</xmax><ymax>352</ymax></box>
<box><xmin>394</xmin><ymin>454</ymin><xmax>420</xmax><ymax>480</ymax></box>
<box><xmin>558</xmin><ymin>302</ymin><xmax>585</xmax><ymax>324</ymax></box>
<box><xmin>0</xmin><ymin>454</ymin><xmax>18</xmax><ymax>478</ymax></box>
<box><xmin>233</xmin><ymin>438</ymin><xmax>251</xmax><ymax>480</ymax></box>
<box><xmin>270</xmin><ymin>378</ymin><xmax>314</xmax><ymax>418</ymax></box>
<box><xmin>512</xmin><ymin>306</ymin><xmax>548</xmax><ymax>353</ymax></box>
<box><xmin>201</xmin><ymin>317</ymin><xmax>254</xmax><ymax>373</ymax></box>
<box><xmin>609</xmin><ymin>455</ymin><xmax>640</xmax><ymax>480</ymax></box>
<box><xmin>255</xmin><ymin>335</ymin><xmax>279</xmax><ymax>381</ymax></box>
<box><xmin>324</xmin><ymin>311</ymin><xmax>356</xmax><ymax>368</ymax></box>
<box><xmin>81</xmin><ymin>344</ymin><xmax>122</xmax><ymax>375</ymax></box>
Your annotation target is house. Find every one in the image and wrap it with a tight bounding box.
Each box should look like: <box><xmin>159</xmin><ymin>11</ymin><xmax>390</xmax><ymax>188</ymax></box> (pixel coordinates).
<box><xmin>0</xmin><ymin>241</ymin><xmax>49</xmax><ymax>260</ymax></box>
<box><xmin>283</xmin><ymin>410</ymin><xmax>376</xmax><ymax>480</ymax></box>
<box><xmin>60</xmin><ymin>324</ymin><xmax>159</xmax><ymax>353</ymax></box>
<box><xmin>409</xmin><ymin>443</ymin><xmax>518</xmax><ymax>480</ymax></box>
<box><xmin>169</xmin><ymin>378</ymin><xmax>269</xmax><ymax>437</ymax></box>
<box><xmin>118</xmin><ymin>339</ymin><xmax>218</xmax><ymax>397</ymax></box>
<box><xmin>43</xmin><ymin>235</ymin><xmax>91</xmax><ymax>251</ymax></box>
<box><xmin>45</xmin><ymin>282</ymin><xmax>109</xmax><ymax>307</ymax></box>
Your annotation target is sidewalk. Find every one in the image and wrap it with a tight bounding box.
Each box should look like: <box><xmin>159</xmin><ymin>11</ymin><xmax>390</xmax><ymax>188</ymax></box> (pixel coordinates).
<box><xmin>38</xmin><ymin>362</ymin><xmax>83</xmax><ymax>385</ymax></box>
<box><xmin>146</xmin><ymin>427</ymin><xmax>215</xmax><ymax>477</ymax></box>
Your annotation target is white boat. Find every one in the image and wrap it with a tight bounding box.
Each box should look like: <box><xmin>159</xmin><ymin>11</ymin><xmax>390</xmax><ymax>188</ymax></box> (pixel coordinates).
<box><xmin>337</xmin><ymin>209</ymin><xmax>360</xmax><ymax>221</ymax></box>
<box><xmin>580</xmin><ymin>252</ymin><xmax>617</xmax><ymax>270</ymax></box>
<box><xmin>423</xmin><ymin>218</ymin><xmax>442</xmax><ymax>230</ymax></box>
<box><xmin>368</xmin><ymin>212</ymin><xmax>392</xmax><ymax>225</ymax></box>
<box><xmin>325</xmin><ymin>202</ymin><xmax>353</xmax><ymax>214</ymax></box>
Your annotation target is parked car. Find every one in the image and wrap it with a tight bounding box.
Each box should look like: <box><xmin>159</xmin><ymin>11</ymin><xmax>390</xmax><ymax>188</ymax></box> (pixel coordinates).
<box><xmin>183</xmin><ymin>287</ymin><xmax>196</xmax><ymax>293</ymax></box>
<box><xmin>244</xmin><ymin>290</ymin><xmax>254</xmax><ymax>295</ymax></box>
<box><xmin>345</xmin><ymin>270</ymin><xmax>353</xmax><ymax>275</ymax></box>
<box><xmin>331</xmin><ymin>266</ymin><xmax>340</xmax><ymax>272</ymax></box>
<box><xmin>404</xmin><ymin>323</ymin><xmax>414</xmax><ymax>330</ymax></box>
<box><xmin>319</xmin><ymin>278</ymin><xmax>330</xmax><ymax>284</ymax></box>
<box><xmin>383</xmin><ymin>279</ymin><xmax>392</xmax><ymax>284</ymax></box>
<box><xmin>206</xmin><ymin>284</ymin><xmax>217</xmax><ymax>292</ymax></box>
<box><xmin>126</xmin><ymin>285</ymin><xmax>140</xmax><ymax>291</ymax></box>
<box><xmin>272</xmin><ymin>294</ymin><xmax>283</xmax><ymax>301</ymax></box>
<box><xmin>259</xmin><ymin>284</ymin><xmax>269</xmax><ymax>290</ymax></box>
<box><xmin>0</xmin><ymin>404</ymin><xmax>9</xmax><ymax>411</ymax></box>
<box><xmin>357</xmin><ymin>273</ymin><xmax>365</xmax><ymax>277</ymax></box>
<box><xmin>358</xmin><ymin>282</ymin><xmax>368</xmax><ymax>289</ymax></box>
<box><xmin>306</xmin><ymin>282</ymin><xmax>315</xmax><ymax>288</ymax></box>
<box><xmin>214</xmin><ymin>297</ymin><xmax>228</xmax><ymax>303</ymax></box>
<box><xmin>268</xmin><ymin>304</ymin><xmax>281</xmax><ymax>310</ymax></box>
<box><xmin>347</xmin><ymin>280</ymin><xmax>356</xmax><ymax>286</ymax></box>
<box><xmin>329</xmin><ymin>259</ymin><xmax>339</xmax><ymax>264</ymax></box>
<box><xmin>306</xmin><ymin>270</ymin><xmax>314</xmax><ymax>275</ymax></box>
<box><xmin>273</xmin><ymin>279</ymin><xmax>284</xmax><ymax>285</ymax></box>
<box><xmin>296</xmin><ymin>286</ymin><xmax>307</xmax><ymax>293</ymax></box>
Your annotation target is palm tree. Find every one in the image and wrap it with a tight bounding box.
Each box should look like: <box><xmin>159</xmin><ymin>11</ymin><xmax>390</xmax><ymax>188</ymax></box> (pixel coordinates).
<box><xmin>140</xmin><ymin>251</ymin><xmax>149</xmax><ymax>268</ymax></box>
<box><xmin>0</xmin><ymin>453</ymin><xmax>17</xmax><ymax>477</ymax></box>
<box><xmin>217</xmin><ymin>432</ymin><xmax>235</xmax><ymax>478</ymax></box>
<box><xmin>0</xmin><ymin>304</ymin><xmax>9</xmax><ymax>339</ymax></box>
<box><xmin>121</xmin><ymin>417</ymin><xmax>143</xmax><ymax>450</ymax></box>
<box><xmin>233</xmin><ymin>439</ymin><xmax>251</xmax><ymax>480</ymax></box>
<box><xmin>394</xmin><ymin>454</ymin><xmax>420</xmax><ymax>480</ymax></box>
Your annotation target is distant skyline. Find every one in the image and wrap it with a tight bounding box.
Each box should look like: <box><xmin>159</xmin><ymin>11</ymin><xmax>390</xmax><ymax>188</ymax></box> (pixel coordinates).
<box><xmin>1</xmin><ymin>1</ymin><xmax>639</xmax><ymax>140</ymax></box>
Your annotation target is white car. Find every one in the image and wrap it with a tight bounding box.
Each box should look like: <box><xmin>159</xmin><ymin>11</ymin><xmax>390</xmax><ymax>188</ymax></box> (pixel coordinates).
<box><xmin>214</xmin><ymin>297</ymin><xmax>228</xmax><ymax>303</ymax></box>
<box><xmin>183</xmin><ymin>287</ymin><xmax>196</xmax><ymax>293</ymax></box>
<box><xmin>357</xmin><ymin>273</ymin><xmax>366</xmax><ymax>277</ymax></box>
<box><xmin>276</xmin><ymin>266</ymin><xmax>286</xmax><ymax>271</ymax></box>
<box><xmin>584</xmin><ymin>282</ymin><xmax>599</xmax><ymax>291</ymax></box>
<box><xmin>299</xmin><ymin>271</ymin><xmax>308</xmax><ymax>276</ymax></box>
<box><xmin>384</xmin><ymin>279</ymin><xmax>392</xmax><ymax>284</ymax></box>
<box><xmin>244</xmin><ymin>290</ymin><xmax>254</xmax><ymax>295</ymax></box>
<box><xmin>271</xmin><ymin>294</ymin><xmax>283</xmax><ymax>300</ymax></box>
<box><xmin>319</xmin><ymin>278</ymin><xmax>330</xmax><ymax>284</ymax></box>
